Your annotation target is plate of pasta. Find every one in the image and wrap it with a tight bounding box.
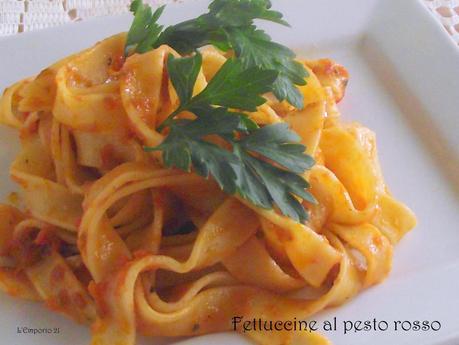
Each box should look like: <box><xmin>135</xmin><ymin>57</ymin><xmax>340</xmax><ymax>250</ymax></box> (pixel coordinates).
<box><xmin>0</xmin><ymin>0</ymin><xmax>459</xmax><ymax>345</ymax></box>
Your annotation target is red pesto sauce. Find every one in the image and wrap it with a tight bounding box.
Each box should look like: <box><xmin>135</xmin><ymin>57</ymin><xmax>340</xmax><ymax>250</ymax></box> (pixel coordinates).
<box><xmin>19</xmin><ymin>117</ymin><xmax>38</xmax><ymax>139</ymax></box>
<box><xmin>89</xmin><ymin>280</ymin><xmax>111</xmax><ymax>318</ymax></box>
<box><xmin>109</xmin><ymin>53</ymin><xmax>125</xmax><ymax>73</ymax></box>
<box><xmin>50</xmin><ymin>264</ymin><xmax>66</xmax><ymax>283</ymax></box>
<box><xmin>46</xmin><ymin>266</ymin><xmax>89</xmax><ymax>319</ymax></box>
<box><xmin>103</xmin><ymin>95</ymin><xmax>121</xmax><ymax>111</ymax></box>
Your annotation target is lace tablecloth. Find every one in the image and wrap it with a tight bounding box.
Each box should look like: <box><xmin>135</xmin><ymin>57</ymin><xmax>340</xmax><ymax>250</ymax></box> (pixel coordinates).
<box><xmin>0</xmin><ymin>0</ymin><xmax>458</xmax><ymax>46</ymax></box>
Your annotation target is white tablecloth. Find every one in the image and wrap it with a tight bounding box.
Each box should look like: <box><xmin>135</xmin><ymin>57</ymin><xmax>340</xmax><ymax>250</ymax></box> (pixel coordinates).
<box><xmin>0</xmin><ymin>0</ymin><xmax>458</xmax><ymax>47</ymax></box>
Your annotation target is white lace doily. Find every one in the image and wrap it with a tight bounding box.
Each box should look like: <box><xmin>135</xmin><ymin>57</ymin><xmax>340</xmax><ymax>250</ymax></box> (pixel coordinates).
<box><xmin>424</xmin><ymin>0</ymin><xmax>459</xmax><ymax>44</ymax></box>
<box><xmin>0</xmin><ymin>0</ymin><xmax>172</xmax><ymax>35</ymax></box>
<box><xmin>0</xmin><ymin>0</ymin><xmax>458</xmax><ymax>47</ymax></box>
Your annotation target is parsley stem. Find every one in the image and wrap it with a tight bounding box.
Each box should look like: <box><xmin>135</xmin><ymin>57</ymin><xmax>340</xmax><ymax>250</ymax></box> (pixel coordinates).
<box><xmin>157</xmin><ymin>106</ymin><xmax>184</xmax><ymax>132</ymax></box>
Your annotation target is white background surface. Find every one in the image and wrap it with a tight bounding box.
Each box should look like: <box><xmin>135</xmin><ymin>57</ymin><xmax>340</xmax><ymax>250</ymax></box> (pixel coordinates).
<box><xmin>1</xmin><ymin>0</ymin><xmax>459</xmax><ymax>47</ymax></box>
<box><xmin>0</xmin><ymin>0</ymin><xmax>459</xmax><ymax>344</ymax></box>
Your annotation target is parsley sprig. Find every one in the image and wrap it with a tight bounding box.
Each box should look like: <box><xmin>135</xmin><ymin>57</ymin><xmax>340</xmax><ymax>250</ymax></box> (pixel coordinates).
<box><xmin>144</xmin><ymin>54</ymin><xmax>315</xmax><ymax>223</ymax></box>
<box><xmin>125</xmin><ymin>0</ymin><xmax>308</xmax><ymax>108</ymax></box>
<box><xmin>125</xmin><ymin>0</ymin><xmax>165</xmax><ymax>55</ymax></box>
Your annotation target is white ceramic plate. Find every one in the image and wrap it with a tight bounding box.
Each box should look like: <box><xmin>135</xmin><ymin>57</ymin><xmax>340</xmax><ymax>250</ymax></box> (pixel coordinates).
<box><xmin>0</xmin><ymin>0</ymin><xmax>458</xmax><ymax>344</ymax></box>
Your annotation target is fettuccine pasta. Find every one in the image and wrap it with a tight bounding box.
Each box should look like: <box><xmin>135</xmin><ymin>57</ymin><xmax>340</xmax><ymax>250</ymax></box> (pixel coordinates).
<box><xmin>0</xmin><ymin>33</ymin><xmax>416</xmax><ymax>345</ymax></box>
